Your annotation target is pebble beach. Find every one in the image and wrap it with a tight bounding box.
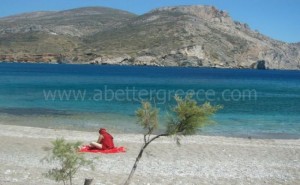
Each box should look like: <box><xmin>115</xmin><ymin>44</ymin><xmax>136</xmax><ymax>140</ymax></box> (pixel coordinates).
<box><xmin>0</xmin><ymin>124</ymin><xmax>299</xmax><ymax>185</ymax></box>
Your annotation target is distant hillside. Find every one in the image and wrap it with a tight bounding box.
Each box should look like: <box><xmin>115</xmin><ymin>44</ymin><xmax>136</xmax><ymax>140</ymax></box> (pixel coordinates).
<box><xmin>0</xmin><ymin>7</ymin><xmax>136</xmax><ymax>36</ymax></box>
<box><xmin>0</xmin><ymin>5</ymin><xmax>299</xmax><ymax>69</ymax></box>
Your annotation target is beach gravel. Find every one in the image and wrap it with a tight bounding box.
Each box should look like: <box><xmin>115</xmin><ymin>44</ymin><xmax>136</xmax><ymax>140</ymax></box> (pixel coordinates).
<box><xmin>0</xmin><ymin>124</ymin><xmax>299</xmax><ymax>185</ymax></box>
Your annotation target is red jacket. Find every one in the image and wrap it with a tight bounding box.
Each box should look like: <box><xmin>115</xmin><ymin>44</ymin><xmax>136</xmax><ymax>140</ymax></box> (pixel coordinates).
<box><xmin>99</xmin><ymin>128</ymin><xmax>115</xmax><ymax>149</ymax></box>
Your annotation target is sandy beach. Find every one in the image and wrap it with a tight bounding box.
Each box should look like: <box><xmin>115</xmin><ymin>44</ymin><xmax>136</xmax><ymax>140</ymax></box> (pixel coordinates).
<box><xmin>0</xmin><ymin>124</ymin><xmax>299</xmax><ymax>185</ymax></box>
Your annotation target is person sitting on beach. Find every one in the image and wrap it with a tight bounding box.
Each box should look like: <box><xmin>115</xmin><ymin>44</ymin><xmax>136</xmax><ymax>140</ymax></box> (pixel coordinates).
<box><xmin>90</xmin><ymin>128</ymin><xmax>115</xmax><ymax>150</ymax></box>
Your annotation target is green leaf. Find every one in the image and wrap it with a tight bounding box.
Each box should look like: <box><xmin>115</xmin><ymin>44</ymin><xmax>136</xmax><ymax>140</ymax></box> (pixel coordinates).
<box><xmin>42</xmin><ymin>138</ymin><xmax>94</xmax><ymax>184</ymax></box>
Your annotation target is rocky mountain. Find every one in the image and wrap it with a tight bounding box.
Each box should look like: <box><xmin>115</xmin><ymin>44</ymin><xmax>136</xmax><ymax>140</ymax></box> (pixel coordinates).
<box><xmin>0</xmin><ymin>5</ymin><xmax>299</xmax><ymax>69</ymax></box>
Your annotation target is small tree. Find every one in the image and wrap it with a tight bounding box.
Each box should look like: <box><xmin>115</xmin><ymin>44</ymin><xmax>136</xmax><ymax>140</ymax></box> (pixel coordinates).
<box><xmin>124</xmin><ymin>95</ymin><xmax>222</xmax><ymax>185</ymax></box>
<box><xmin>42</xmin><ymin>138</ymin><xmax>94</xmax><ymax>185</ymax></box>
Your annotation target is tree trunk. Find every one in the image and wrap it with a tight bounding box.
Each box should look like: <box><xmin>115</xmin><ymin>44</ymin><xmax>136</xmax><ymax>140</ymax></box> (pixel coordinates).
<box><xmin>124</xmin><ymin>144</ymin><xmax>146</xmax><ymax>185</ymax></box>
<box><xmin>84</xmin><ymin>178</ymin><xmax>93</xmax><ymax>185</ymax></box>
<box><xmin>124</xmin><ymin>134</ymin><xmax>168</xmax><ymax>185</ymax></box>
<box><xmin>69</xmin><ymin>174</ymin><xmax>73</xmax><ymax>185</ymax></box>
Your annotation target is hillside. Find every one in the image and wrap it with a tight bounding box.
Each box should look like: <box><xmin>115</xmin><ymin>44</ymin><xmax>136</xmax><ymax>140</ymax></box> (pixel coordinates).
<box><xmin>0</xmin><ymin>7</ymin><xmax>136</xmax><ymax>63</ymax></box>
<box><xmin>0</xmin><ymin>5</ymin><xmax>299</xmax><ymax>69</ymax></box>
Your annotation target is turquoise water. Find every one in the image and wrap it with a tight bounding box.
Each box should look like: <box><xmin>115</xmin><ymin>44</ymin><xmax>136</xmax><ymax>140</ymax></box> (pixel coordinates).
<box><xmin>0</xmin><ymin>62</ymin><xmax>299</xmax><ymax>138</ymax></box>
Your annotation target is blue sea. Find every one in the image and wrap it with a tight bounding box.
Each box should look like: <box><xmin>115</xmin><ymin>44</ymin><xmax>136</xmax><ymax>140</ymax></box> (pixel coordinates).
<box><xmin>0</xmin><ymin>62</ymin><xmax>299</xmax><ymax>139</ymax></box>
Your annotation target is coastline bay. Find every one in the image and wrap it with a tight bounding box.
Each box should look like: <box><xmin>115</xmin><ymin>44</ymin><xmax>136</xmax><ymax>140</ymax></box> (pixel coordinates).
<box><xmin>0</xmin><ymin>62</ymin><xmax>299</xmax><ymax>138</ymax></box>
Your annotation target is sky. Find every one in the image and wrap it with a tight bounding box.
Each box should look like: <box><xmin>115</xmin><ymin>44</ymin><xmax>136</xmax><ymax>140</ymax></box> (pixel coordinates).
<box><xmin>0</xmin><ymin>0</ymin><xmax>299</xmax><ymax>43</ymax></box>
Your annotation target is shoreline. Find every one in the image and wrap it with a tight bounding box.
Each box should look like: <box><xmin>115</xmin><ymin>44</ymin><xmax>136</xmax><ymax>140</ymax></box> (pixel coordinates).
<box><xmin>2</xmin><ymin>123</ymin><xmax>300</xmax><ymax>142</ymax></box>
<box><xmin>1</xmin><ymin>124</ymin><xmax>300</xmax><ymax>185</ymax></box>
<box><xmin>2</xmin><ymin>61</ymin><xmax>300</xmax><ymax>71</ymax></box>
<box><xmin>1</xmin><ymin>121</ymin><xmax>299</xmax><ymax>140</ymax></box>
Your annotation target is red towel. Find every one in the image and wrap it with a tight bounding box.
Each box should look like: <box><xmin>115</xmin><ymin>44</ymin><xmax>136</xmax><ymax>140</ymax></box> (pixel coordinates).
<box><xmin>79</xmin><ymin>145</ymin><xmax>126</xmax><ymax>154</ymax></box>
